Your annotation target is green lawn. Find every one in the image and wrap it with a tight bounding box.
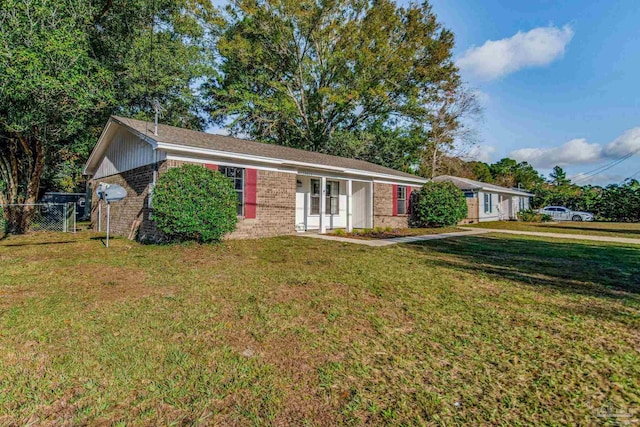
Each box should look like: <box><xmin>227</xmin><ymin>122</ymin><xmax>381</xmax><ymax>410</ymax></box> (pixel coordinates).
<box><xmin>0</xmin><ymin>232</ymin><xmax>638</xmax><ymax>425</ymax></box>
<box><xmin>464</xmin><ymin>220</ymin><xmax>640</xmax><ymax>240</ymax></box>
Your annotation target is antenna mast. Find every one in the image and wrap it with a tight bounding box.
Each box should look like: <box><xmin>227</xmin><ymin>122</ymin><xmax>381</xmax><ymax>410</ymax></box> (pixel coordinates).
<box><xmin>148</xmin><ymin>0</ymin><xmax>161</xmax><ymax>136</ymax></box>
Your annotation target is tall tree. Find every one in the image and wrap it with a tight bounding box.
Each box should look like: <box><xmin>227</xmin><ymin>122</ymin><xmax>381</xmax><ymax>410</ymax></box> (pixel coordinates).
<box><xmin>0</xmin><ymin>0</ymin><xmax>218</xmax><ymax>232</ymax></box>
<box><xmin>207</xmin><ymin>0</ymin><xmax>460</xmax><ymax>160</ymax></box>
<box><xmin>419</xmin><ymin>86</ymin><xmax>482</xmax><ymax>178</ymax></box>
<box><xmin>489</xmin><ymin>158</ymin><xmax>544</xmax><ymax>189</ymax></box>
<box><xmin>468</xmin><ymin>161</ymin><xmax>493</xmax><ymax>182</ymax></box>
<box><xmin>549</xmin><ymin>165</ymin><xmax>570</xmax><ymax>186</ymax></box>
<box><xmin>0</xmin><ymin>0</ymin><xmax>112</xmax><ymax>232</ymax></box>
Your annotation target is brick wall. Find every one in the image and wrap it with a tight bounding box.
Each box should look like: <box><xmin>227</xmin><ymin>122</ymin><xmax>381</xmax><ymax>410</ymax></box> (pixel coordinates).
<box><xmin>373</xmin><ymin>183</ymin><xmax>409</xmax><ymax>228</ymax></box>
<box><xmin>90</xmin><ymin>163</ymin><xmax>156</xmax><ymax>239</ymax></box>
<box><xmin>91</xmin><ymin>161</ymin><xmax>296</xmax><ymax>241</ymax></box>
<box><xmin>227</xmin><ymin>170</ymin><xmax>296</xmax><ymax>239</ymax></box>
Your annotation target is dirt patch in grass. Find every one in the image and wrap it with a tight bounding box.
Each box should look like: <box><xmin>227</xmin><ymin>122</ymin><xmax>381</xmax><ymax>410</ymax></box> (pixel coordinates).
<box><xmin>73</xmin><ymin>265</ymin><xmax>171</xmax><ymax>303</ymax></box>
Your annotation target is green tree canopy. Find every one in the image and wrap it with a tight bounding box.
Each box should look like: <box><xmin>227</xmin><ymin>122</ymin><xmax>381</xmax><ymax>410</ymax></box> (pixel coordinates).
<box><xmin>549</xmin><ymin>165</ymin><xmax>570</xmax><ymax>186</ymax></box>
<box><xmin>489</xmin><ymin>158</ymin><xmax>544</xmax><ymax>190</ymax></box>
<box><xmin>207</xmin><ymin>0</ymin><xmax>460</xmax><ymax>162</ymax></box>
<box><xmin>0</xmin><ymin>0</ymin><xmax>218</xmax><ymax>232</ymax></box>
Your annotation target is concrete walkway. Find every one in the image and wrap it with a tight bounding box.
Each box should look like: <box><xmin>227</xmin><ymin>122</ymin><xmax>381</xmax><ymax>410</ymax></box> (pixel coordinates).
<box><xmin>459</xmin><ymin>227</ymin><xmax>640</xmax><ymax>245</ymax></box>
<box><xmin>299</xmin><ymin>229</ymin><xmax>489</xmax><ymax>247</ymax></box>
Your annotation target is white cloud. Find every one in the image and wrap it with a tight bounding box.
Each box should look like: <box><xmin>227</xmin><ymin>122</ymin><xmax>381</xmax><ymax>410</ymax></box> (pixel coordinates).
<box><xmin>472</xmin><ymin>89</ymin><xmax>491</xmax><ymax>105</ymax></box>
<box><xmin>457</xmin><ymin>25</ymin><xmax>574</xmax><ymax>81</ymax></box>
<box><xmin>511</xmin><ymin>138</ymin><xmax>602</xmax><ymax>168</ymax></box>
<box><xmin>509</xmin><ymin>127</ymin><xmax>640</xmax><ymax>169</ymax></box>
<box><xmin>602</xmin><ymin>128</ymin><xmax>640</xmax><ymax>157</ymax></box>
<box><xmin>465</xmin><ymin>145</ymin><xmax>496</xmax><ymax>163</ymax></box>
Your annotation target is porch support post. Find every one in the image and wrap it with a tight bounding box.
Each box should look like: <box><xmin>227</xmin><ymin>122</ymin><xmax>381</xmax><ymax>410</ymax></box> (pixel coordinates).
<box><xmin>346</xmin><ymin>179</ymin><xmax>353</xmax><ymax>233</ymax></box>
<box><xmin>319</xmin><ymin>176</ymin><xmax>327</xmax><ymax>233</ymax></box>
<box><xmin>369</xmin><ymin>182</ymin><xmax>374</xmax><ymax>228</ymax></box>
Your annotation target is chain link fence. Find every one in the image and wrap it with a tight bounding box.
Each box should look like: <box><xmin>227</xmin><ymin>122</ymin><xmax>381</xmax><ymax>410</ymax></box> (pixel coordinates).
<box><xmin>0</xmin><ymin>203</ymin><xmax>76</xmax><ymax>237</ymax></box>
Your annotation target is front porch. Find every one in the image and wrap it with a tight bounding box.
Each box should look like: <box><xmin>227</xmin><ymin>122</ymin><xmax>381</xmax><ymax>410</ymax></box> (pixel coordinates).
<box><xmin>295</xmin><ymin>174</ymin><xmax>373</xmax><ymax>233</ymax></box>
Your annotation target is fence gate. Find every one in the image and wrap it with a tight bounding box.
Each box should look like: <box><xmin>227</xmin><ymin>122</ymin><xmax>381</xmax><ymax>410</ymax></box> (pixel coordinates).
<box><xmin>0</xmin><ymin>203</ymin><xmax>77</xmax><ymax>235</ymax></box>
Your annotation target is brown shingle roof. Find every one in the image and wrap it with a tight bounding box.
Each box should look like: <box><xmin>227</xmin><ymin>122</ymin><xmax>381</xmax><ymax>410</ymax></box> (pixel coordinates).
<box><xmin>112</xmin><ymin>116</ymin><xmax>424</xmax><ymax>181</ymax></box>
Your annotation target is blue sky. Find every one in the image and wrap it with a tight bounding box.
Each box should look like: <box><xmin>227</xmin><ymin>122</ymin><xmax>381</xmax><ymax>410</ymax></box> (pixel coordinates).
<box><xmin>209</xmin><ymin>0</ymin><xmax>639</xmax><ymax>185</ymax></box>
<box><xmin>426</xmin><ymin>0</ymin><xmax>640</xmax><ymax>185</ymax></box>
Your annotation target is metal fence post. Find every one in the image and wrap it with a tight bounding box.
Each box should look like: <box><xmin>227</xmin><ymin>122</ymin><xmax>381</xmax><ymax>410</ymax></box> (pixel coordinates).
<box><xmin>63</xmin><ymin>204</ymin><xmax>67</xmax><ymax>233</ymax></box>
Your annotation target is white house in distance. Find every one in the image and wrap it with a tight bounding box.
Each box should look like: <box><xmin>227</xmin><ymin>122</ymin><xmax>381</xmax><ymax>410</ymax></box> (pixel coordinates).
<box><xmin>433</xmin><ymin>175</ymin><xmax>533</xmax><ymax>223</ymax></box>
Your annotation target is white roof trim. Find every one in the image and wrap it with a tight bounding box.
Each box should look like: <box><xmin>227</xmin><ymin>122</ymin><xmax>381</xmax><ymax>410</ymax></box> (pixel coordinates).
<box><xmin>475</xmin><ymin>187</ymin><xmax>533</xmax><ymax>197</ymax></box>
<box><xmin>158</xmin><ymin>142</ymin><xmax>428</xmax><ymax>185</ymax></box>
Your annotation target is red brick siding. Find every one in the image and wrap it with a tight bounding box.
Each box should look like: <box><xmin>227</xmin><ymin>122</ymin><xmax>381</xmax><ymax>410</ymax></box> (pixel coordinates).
<box><xmin>90</xmin><ymin>163</ymin><xmax>157</xmax><ymax>240</ymax></box>
<box><xmin>91</xmin><ymin>160</ymin><xmax>296</xmax><ymax>241</ymax></box>
<box><xmin>373</xmin><ymin>182</ymin><xmax>409</xmax><ymax>228</ymax></box>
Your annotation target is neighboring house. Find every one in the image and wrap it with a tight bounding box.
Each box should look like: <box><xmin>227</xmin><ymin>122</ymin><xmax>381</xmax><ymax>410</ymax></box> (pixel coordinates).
<box><xmin>83</xmin><ymin>116</ymin><xmax>427</xmax><ymax>240</ymax></box>
<box><xmin>433</xmin><ymin>175</ymin><xmax>533</xmax><ymax>223</ymax></box>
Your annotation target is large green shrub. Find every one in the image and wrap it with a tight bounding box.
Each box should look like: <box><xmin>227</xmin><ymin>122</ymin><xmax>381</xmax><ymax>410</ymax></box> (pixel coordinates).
<box><xmin>152</xmin><ymin>165</ymin><xmax>238</xmax><ymax>243</ymax></box>
<box><xmin>411</xmin><ymin>181</ymin><xmax>467</xmax><ymax>227</ymax></box>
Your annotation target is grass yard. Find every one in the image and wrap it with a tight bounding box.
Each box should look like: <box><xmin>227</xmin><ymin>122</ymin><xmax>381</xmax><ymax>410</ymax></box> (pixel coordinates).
<box><xmin>465</xmin><ymin>220</ymin><xmax>640</xmax><ymax>240</ymax></box>
<box><xmin>0</xmin><ymin>231</ymin><xmax>639</xmax><ymax>425</ymax></box>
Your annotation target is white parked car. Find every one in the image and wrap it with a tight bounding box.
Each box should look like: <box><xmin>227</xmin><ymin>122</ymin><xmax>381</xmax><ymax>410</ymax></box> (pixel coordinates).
<box><xmin>539</xmin><ymin>206</ymin><xmax>594</xmax><ymax>222</ymax></box>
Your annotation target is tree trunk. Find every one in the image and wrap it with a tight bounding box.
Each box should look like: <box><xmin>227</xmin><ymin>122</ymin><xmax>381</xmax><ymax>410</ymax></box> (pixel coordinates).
<box><xmin>431</xmin><ymin>143</ymin><xmax>438</xmax><ymax>178</ymax></box>
<box><xmin>0</xmin><ymin>133</ymin><xmax>44</xmax><ymax>234</ymax></box>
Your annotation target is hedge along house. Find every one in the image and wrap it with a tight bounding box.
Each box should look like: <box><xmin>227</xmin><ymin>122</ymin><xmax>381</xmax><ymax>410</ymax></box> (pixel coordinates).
<box><xmin>83</xmin><ymin>116</ymin><xmax>427</xmax><ymax>240</ymax></box>
<box><xmin>432</xmin><ymin>175</ymin><xmax>533</xmax><ymax>223</ymax></box>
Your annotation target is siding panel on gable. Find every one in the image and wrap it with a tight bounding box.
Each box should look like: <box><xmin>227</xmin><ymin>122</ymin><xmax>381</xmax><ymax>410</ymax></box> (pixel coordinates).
<box><xmin>94</xmin><ymin>127</ymin><xmax>163</xmax><ymax>179</ymax></box>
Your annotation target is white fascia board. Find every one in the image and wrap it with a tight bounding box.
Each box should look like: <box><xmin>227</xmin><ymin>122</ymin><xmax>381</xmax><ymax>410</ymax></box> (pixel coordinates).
<box><xmin>157</xmin><ymin>142</ymin><xmax>427</xmax><ymax>184</ymax></box>
<box><xmin>296</xmin><ymin>170</ymin><xmax>372</xmax><ymax>183</ymax></box>
<box><xmin>373</xmin><ymin>178</ymin><xmax>428</xmax><ymax>186</ymax></box>
<box><xmin>480</xmin><ymin>187</ymin><xmax>533</xmax><ymax>197</ymax></box>
<box><xmin>157</xmin><ymin>143</ymin><xmax>285</xmax><ymax>166</ymax></box>
<box><xmin>165</xmin><ymin>154</ymin><xmax>297</xmax><ymax>174</ymax></box>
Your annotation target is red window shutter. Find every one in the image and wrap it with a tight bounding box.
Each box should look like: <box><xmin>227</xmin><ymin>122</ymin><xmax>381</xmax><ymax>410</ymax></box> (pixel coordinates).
<box><xmin>392</xmin><ymin>184</ymin><xmax>398</xmax><ymax>216</ymax></box>
<box><xmin>205</xmin><ymin>164</ymin><xmax>218</xmax><ymax>171</ymax></box>
<box><xmin>245</xmin><ymin>168</ymin><xmax>257</xmax><ymax>219</ymax></box>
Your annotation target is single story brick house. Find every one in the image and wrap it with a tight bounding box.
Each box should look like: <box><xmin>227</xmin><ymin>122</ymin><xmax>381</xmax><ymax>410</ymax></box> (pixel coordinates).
<box><xmin>83</xmin><ymin>116</ymin><xmax>428</xmax><ymax>240</ymax></box>
<box><xmin>433</xmin><ymin>175</ymin><xmax>533</xmax><ymax>223</ymax></box>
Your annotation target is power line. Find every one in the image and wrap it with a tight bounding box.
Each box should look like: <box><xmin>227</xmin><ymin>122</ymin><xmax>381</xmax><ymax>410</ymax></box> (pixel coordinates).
<box><xmin>571</xmin><ymin>146</ymin><xmax>640</xmax><ymax>184</ymax></box>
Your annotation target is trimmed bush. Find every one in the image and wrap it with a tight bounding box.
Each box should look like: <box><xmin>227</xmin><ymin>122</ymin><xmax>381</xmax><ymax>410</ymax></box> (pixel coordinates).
<box><xmin>152</xmin><ymin>165</ymin><xmax>238</xmax><ymax>243</ymax></box>
<box><xmin>411</xmin><ymin>181</ymin><xmax>467</xmax><ymax>227</ymax></box>
<box><xmin>517</xmin><ymin>209</ymin><xmax>552</xmax><ymax>223</ymax></box>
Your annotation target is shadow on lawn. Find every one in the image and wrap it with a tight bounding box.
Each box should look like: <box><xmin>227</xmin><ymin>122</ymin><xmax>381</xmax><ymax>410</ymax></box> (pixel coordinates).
<box><xmin>0</xmin><ymin>240</ymin><xmax>77</xmax><ymax>247</ymax></box>
<box><xmin>540</xmin><ymin>224</ymin><xmax>640</xmax><ymax>236</ymax></box>
<box><xmin>407</xmin><ymin>236</ymin><xmax>640</xmax><ymax>298</ymax></box>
